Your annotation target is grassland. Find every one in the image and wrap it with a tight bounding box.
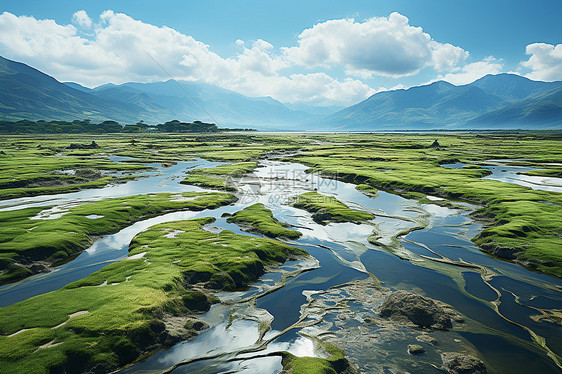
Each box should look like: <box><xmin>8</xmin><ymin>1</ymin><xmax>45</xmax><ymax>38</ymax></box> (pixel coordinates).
<box><xmin>1</xmin><ymin>132</ymin><xmax>560</xmax><ymax>276</ymax></box>
<box><xmin>0</xmin><ymin>132</ymin><xmax>560</xmax><ymax>373</ymax></box>
<box><xmin>0</xmin><ymin>217</ymin><xmax>306</xmax><ymax>373</ymax></box>
<box><xmin>226</xmin><ymin>203</ymin><xmax>302</xmax><ymax>239</ymax></box>
<box><xmin>180</xmin><ymin>174</ymin><xmax>236</xmax><ymax>191</ymax></box>
<box><xmin>3</xmin><ymin>132</ymin><xmax>560</xmax><ymax>277</ymax></box>
<box><xmin>0</xmin><ymin>192</ymin><xmax>237</xmax><ymax>284</ymax></box>
<box><xmin>180</xmin><ymin>161</ymin><xmax>259</xmax><ymax>191</ymax></box>
<box><xmin>288</xmin><ymin>133</ymin><xmax>562</xmax><ymax>277</ymax></box>
<box><xmin>291</xmin><ymin>191</ymin><xmax>374</xmax><ymax>224</ymax></box>
<box><xmin>189</xmin><ymin>161</ymin><xmax>259</xmax><ymax>176</ymax></box>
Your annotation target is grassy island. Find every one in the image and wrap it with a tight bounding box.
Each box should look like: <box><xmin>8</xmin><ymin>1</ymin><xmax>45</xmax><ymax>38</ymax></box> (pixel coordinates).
<box><xmin>226</xmin><ymin>203</ymin><xmax>302</xmax><ymax>239</ymax></box>
<box><xmin>0</xmin><ymin>192</ymin><xmax>237</xmax><ymax>284</ymax></box>
<box><xmin>0</xmin><ymin>217</ymin><xmax>306</xmax><ymax>373</ymax></box>
<box><xmin>291</xmin><ymin>191</ymin><xmax>374</xmax><ymax>224</ymax></box>
<box><xmin>180</xmin><ymin>161</ymin><xmax>259</xmax><ymax>191</ymax></box>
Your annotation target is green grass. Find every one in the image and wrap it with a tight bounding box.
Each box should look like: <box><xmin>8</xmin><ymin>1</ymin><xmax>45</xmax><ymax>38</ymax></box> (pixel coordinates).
<box><xmin>519</xmin><ymin>168</ymin><xmax>562</xmax><ymax>178</ymax></box>
<box><xmin>0</xmin><ymin>137</ymin><xmax>152</xmax><ymax>199</ymax></box>
<box><xmin>190</xmin><ymin>161</ymin><xmax>258</xmax><ymax>176</ymax></box>
<box><xmin>0</xmin><ymin>192</ymin><xmax>237</xmax><ymax>284</ymax></box>
<box><xmin>226</xmin><ymin>203</ymin><xmax>302</xmax><ymax>239</ymax></box>
<box><xmin>180</xmin><ymin>161</ymin><xmax>258</xmax><ymax>192</ymax></box>
<box><xmin>291</xmin><ymin>191</ymin><xmax>374</xmax><ymax>224</ymax></box>
<box><xmin>280</xmin><ymin>343</ymin><xmax>349</xmax><ymax>374</ymax></box>
<box><xmin>355</xmin><ymin>183</ymin><xmax>379</xmax><ymax>198</ymax></box>
<box><xmin>180</xmin><ymin>174</ymin><xmax>236</xmax><ymax>191</ymax></box>
<box><xmin>0</xmin><ymin>217</ymin><xmax>306</xmax><ymax>373</ymax></box>
<box><xmin>288</xmin><ymin>133</ymin><xmax>562</xmax><ymax>277</ymax></box>
<box><xmin>2</xmin><ymin>132</ymin><xmax>561</xmax><ymax>277</ymax></box>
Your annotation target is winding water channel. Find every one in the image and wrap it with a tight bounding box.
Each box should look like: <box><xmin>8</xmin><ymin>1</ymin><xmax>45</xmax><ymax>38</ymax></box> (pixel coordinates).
<box><xmin>1</xmin><ymin>157</ymin><xmax>561</xmax><ymax>373</ymax></box>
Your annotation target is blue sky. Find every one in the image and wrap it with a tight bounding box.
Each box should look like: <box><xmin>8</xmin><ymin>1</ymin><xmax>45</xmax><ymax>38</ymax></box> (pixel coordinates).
<box><xmin>1</xmin><ymin>0</ymin><xmax>561</xmax><ymax>107</ymax></box>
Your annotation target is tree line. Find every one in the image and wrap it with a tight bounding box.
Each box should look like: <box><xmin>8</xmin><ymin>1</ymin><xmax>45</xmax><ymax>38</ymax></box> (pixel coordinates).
<box><xmin>0</xmin><ymin>119</ymin><xmax>255</xmax><ymax>134</ymax></box>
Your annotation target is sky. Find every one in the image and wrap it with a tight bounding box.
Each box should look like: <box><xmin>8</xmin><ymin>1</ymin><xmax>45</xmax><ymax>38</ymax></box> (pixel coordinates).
<box><xmin>0</xmin><ymin>0</ymin><xmax>561</xmax><ymax>107</ymax></box>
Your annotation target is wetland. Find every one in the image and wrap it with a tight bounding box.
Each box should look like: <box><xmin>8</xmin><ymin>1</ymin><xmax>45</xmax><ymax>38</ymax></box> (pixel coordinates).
<box><xmin>0</xmin><ymin>132</ymin><xmax>561</xmax><ymax>374</ymax></box>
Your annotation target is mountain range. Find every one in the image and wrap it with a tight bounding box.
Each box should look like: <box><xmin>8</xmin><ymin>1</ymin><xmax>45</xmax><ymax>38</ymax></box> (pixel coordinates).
<box><xmin>0</xmin><ymin>56</ymin><xmax>312</xmax><ymax>130</ymax></box>
<box><xmin>1</xmin><ymin>55</ymin><xmax>561</xmax><ymax>130</ymax></box>
<box><xmin>320</xmin><ymin>74</ymin><xmax>562</xmax><ymax>130</ymax></box>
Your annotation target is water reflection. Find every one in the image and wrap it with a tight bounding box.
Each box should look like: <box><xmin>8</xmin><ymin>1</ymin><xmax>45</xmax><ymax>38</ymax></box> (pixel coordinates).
<box><xmin>0</xmin><ymin>158</ymin><xmax>228</xmax><ymax>212</ymax></box>
<box><xmin>441</xmin><ymin>162</ymin><xmax>562</xmax><ymax>193</ymax></box>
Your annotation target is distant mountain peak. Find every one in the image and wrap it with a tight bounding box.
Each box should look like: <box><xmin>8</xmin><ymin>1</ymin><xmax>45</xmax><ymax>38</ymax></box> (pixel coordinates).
<box><xmin>318</xmin><ymin>74</ymin><xmax>562</xmax><ymax>130</ymax></box>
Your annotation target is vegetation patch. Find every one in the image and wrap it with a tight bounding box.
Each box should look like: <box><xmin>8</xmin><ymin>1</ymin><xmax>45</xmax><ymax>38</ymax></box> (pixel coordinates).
<box><xmin>519</xmin><ymin>168</ymin><xmax>562</xmax><ymax>178</ymax></box>
<box><xmin>291</xmin><ymin>191</ymin><xmax>373</xmax><ymax>225</ymax></box>
<box><xmin>0</xmin><ymin>217</ymin><xmax>306</xmax><ymax>373</ymax></box>
<box><xmin>180</xmin><ymin>174</ymin><xmax>236</xmax><ymax>191</ymax></box>
<box><xmin>289</xmin><ymin>133</ymin><xmax>562</xmax><ymax>277</ymax></box>
<box><xmin>190</xmin><ymin>161</ymin><xmax>258</xmax><ymax>176</ymax></box>
<box><xmin>280</xmin><ymin>342</ymin><xmax>353</xmax><ymax>374</ymax></box>
<box><xmin>0</xmin><ymin>192</ymin><xmax>237</xmax><ymax>284</ymax></box>
<box><xmin>180</xmin><ymin>161</ymin><xmax>258</xmax><ymax>191</ymax></box>
<box><xmin>226</xmin><ymin>203</ymin><xmax>302</xmax><ymax>239</ymax></box>
<box><xmin>355</xmin><ymin>184</ymin><xmax>379</xmax><ymax>198</ymax></box>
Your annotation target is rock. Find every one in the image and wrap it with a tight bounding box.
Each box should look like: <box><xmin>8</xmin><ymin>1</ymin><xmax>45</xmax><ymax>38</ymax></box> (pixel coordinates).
<box><xmin>311</xmin><ymin>208</ymin><xmax>334</xmax><ymax>223</ymax></box>
<box><xmin>75</xmin><ymin>168</ymin><xmax>102</xmax><ymax>179</ymax></box>
<box><xmin>416</xmin><ymin>334</ymin><xmax>438</xmax><ymax>345</ymax></box>
<box><xmin>442</xmin><ymin>352</ymin><xmax>487</xmax><ymax>374</ymax></box>
<box><xmin>379</xmin><ymin>290</ymin><xmax>453</xmax><ymax>329</ymax></box>
<box><xmin>430</xmin><ymin>140</ymin><xmax>441</xmax><ymax>148</ymax></box>
<box><xmin>67</xmin><ymin>141</ymin><xmax>100</xmax><ymax>150</ymax></box>
<box><xmin>408</xmin><ymin>344</ymin><xmax>425</xmax><ymax>354</ymax></box>
<box><xmin>192</xmin><ymin>320</ymin><xmax>208</xmax><ymax>331</ymax></box>
<box><xmin>29</xmin><ymin>263</ymin><xmax>49</xmax><ymax>273</ymax></box>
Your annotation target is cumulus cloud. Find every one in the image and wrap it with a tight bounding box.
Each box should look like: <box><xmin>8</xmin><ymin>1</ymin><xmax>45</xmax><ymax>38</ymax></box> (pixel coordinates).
<box><xmin>430</xmin><ymin>42</ymin><xmax>469</xmax><ymax>72</ymax></box>
<box><xmin>521</xmin><ymin>43</ymin><xmax>562</xmax><ymax>81</ymax></box>
<box><xmin>283</xmin><ymin>12</ymin><xmax>467</xmax><ymax>78</ymax></box>
<box><xmin>439</xmin><ymin>57</ymin><xmax>503</xmax><ymax>85</ymax></box>
<box><xmin>0</xmin><ymin>10</ymin><xmax>375</xmax><ymax>106</ymax></box>
<box><xmin>72</xmin><ymin>10</ymin><xmax>92</xmax><ymax>28</ymax></box>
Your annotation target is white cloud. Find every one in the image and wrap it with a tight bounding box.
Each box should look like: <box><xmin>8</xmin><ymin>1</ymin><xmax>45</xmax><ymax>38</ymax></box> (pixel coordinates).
<box><xmin>430</xmin><ymin>42</ymin><xmax>469</xmax><ymax>72</ymax></box>
<box><xmin>521</xmin><ymin>43</ymin><xmax>562</xmax><ymax>81</ymax></box>
<box><xmin>283</xmin><ymin>12</ymin><xmax>467</xmax><ymax>78</ymax></box>
<box><xmin>439</xmin><ymin>57</ymin><xmax>503</xmax><ymax>85</ymax></box>
<box><xmin>72</xmin><ymin>10</ymin><xmax>92</xmax><ymax>29</ymax></box>
<box><xmin>0</xmin><ymin>10</ymin><xmax>374</xmax><ymax>106</ymax></box>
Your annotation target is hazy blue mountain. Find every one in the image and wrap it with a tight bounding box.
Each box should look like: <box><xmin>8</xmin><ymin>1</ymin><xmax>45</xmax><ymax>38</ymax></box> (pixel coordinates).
<box><xmin>92</xmin><ymin>80</ymin><xmax>316</xmax><ymax>129</ymax></box>
<box><xmin>0</xmin><ymin>56</ymin><xmax>150</xmax><ymax>123</ymax></box>
<box><xmin>62</xmin><ymin>82</ymin><xmax>93</xmax><ymax>93</ymax></box>
<box><xmin>465</xmin><ymin>86</ymin><xmax>562</xmax><ymax>128</ymax></box>
<box><xmin>3</xmin><ymin>56</ymin><xmax>561</xmax><ymax>130</ymax></box>
<box><xmin>471</xmin><ymin>73</ymin><xmax>562</xmax><ymax>101</ymax></box>
<box><xmin>0</xmin><ymin>56</ymin><xmax>318</xmax><ymax>129</ymax></box>
<box><xmin>320</xmin><ymin>74</ymin><xmax>562</xmax><ymax>130</ymax></box>
<box><xmin>283</xmin><ymin>102</ymin><xmax>345</xmax><ymax>115</ymax></box>
<box><xmin>320</xmin><ymin>81</ymin><xmax>506</xmax><ymax>130</ymax></box>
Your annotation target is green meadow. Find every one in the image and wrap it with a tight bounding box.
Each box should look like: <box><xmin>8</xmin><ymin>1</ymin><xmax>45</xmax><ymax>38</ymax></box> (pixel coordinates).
<box><xmin>0</xmin><ymin>218</ymin><xmax>305</xmax><ymax>373</ymax></box>
<box><xmin>291</xmin><ymin>191</ymin><xmax>374</xmax><ymax>224</ymax></box>
<box><xmin>226</xmin><ymin>203</ymin><xmax>302</xmax><ymax>239</ymax></box>
<box><xmin>1</xmin><ymin>133</ymin><xmax>560</xmax><ymax>276</ymax></box>
<box><xmin>289</xmin><ymin>133</ymin><xmax>562</xmax><ymax>276</ymax></box>
<box><xmin>0</xmin><ymin>131</ymin><xmax>561</xmax><ymax>373</ymax></box>
<box><xmin>0</xmin><ymin>192</ymin><xmax>237</xmax><ymax>284</ymax></box>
